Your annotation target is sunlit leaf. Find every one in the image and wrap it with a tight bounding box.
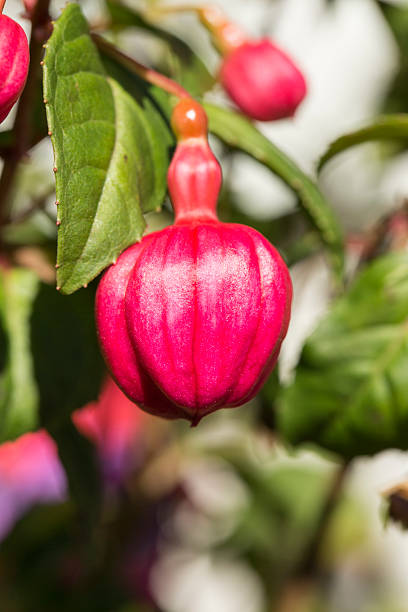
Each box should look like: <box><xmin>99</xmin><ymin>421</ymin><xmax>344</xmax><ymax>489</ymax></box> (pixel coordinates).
<box><xmin>318</xmin><ymin>114</ymin><xmax>408</xmax><ymax>171</ymax></box>
<box><xmin>43</xmin><ymin>4</ymin><xmax>170</xmax><ymax>294</ymax></box>
<box><xmin>205</xmin><ymin>103</ymin><xmax>344</xmax><ymax>283</ymax></box>
<box><xmin>0</xmin><ymin>267</ymin><xmax>39</xmax><ymax>441</ymax></box>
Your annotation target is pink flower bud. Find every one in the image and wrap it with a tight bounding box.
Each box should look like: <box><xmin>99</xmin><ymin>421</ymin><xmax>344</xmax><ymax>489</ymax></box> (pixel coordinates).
<box><xmin>197</xmin><ymin>7</ymin><xmax>306</xmax><ymax>121</ymax></box>
<box><xmin>0</xmin><ymin>14</ymin><xmax>29</xmax><ymax>123</ymax></box>
<box><xmin>220</xmin><ymin>40</ymin><xmax>307</xmax><ymax>121</ymax></box>
<box><xmin>96</xmin><ymin>99</ymin><xmax>292</xmax><ymax>424</ymax></box>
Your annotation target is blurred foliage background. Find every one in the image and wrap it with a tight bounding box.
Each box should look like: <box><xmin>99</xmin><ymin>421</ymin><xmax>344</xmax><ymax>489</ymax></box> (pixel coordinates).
<box><xmin>2</xmin><ymin>1</ymin><xmax>408</xmax><ymax>611</ymax></box>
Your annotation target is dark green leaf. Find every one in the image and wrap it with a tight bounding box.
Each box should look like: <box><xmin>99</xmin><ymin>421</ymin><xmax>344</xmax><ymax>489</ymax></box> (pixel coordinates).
<box><xmin>98</xmin><ymin>51</ymin><xmax>173</xmax><ymax>144</ymax></box>
<box><xmin>278</xmin><ymin>252</ymin><xmax>408</xmax><ymax>458</ymax></box>
<box><xmin>318</xmin><ymin>115</ymin><xmax>408</xmax><ymax>171</ymax></box>
<box><xmin>43</xmin><ymin>4</ymin><xmax>170</xmax><ymax>294</ymax></box>
<box><xmin>0</xmin><ymin>267</ymin><xmax>39</xmax><ymax>441</ymax></box>
<box><xmin>204</xmin><ymin>103</ymin><xmax>344</xmax><ymax>283</ymax></box>
<box><xmin>30</xmin><ymin>275</ymin><xmax>103</xmax><ymax>534</ymax></box>
<box><xmin>49</xmin><ymin>420</ymin><xmax>102</xmax><ymax>529</ymax></box>
<box><xmin>0</xmin><ymin>130</ymin><xmax>13</xmax><ymax>155</ymax></box>
<box><xmin>106</xmin><ymin>0</ymin><xmax>215</xmax><ymax>96</ymax></box>
<box><xmin>30</xmin><ymin>281</ymin><xmax>105</xmax><ymax>428</ymax></box>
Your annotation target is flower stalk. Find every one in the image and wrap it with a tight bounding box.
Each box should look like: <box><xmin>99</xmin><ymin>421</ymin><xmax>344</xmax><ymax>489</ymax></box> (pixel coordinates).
<box><xmin>91</xmin><ymin>33</ymin><xmax>191</xmax><ymax>100</ymax></box>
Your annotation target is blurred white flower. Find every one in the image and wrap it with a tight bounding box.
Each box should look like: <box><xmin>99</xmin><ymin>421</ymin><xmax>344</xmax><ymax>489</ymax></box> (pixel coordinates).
<box><xmin>151</xmin><ymin>549</ymin><xmax>265</xmax><ymax>612</ymax></box>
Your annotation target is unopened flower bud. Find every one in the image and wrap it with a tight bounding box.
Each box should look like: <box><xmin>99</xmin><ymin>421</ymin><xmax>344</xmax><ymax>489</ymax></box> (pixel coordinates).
<box><xmin>96</xmin><ymin>99</ymin><xmax>292</xmax><ymax>424</ymax></box>
<box><xmin>199</xmin><ymin>6</ymin><xmax>307</xmax><ymax>121</ymax></box>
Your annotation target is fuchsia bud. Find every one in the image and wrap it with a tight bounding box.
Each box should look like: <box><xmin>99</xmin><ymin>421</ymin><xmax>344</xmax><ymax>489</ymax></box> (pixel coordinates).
<box><xmin>199</xmin><ymin>6</ymin><xmax>307</xmax><ymax>121</ymax></box>
<box><xmin>96</xmin><ymin>99</ymin><xmax>292</xmax><ymax>424</ymax></box>
<box><xmin>220</xmin><ymin>40</ymin><xmax>307</xmax><ymax>121</ymax></box>
<box><xmin>0</xmin><ymin>12</ymin><xmax>29</xmax><ymax>123</ymax></box>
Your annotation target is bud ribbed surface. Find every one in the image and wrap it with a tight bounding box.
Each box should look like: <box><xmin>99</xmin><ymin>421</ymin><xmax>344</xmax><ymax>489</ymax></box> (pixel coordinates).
<box><xmin>96</xmin><ymin>221</ymin><xmax>292</xmax><ymax>423</ymax></box>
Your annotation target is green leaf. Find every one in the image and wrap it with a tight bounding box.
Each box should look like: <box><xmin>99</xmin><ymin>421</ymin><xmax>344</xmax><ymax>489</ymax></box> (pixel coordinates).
<box><xmin>49</xmin><ymin>420</ymin><xmax>102</xmax><ymax>529</ymax></box>
<box><xmin>0</xmin><ymin>267</ymin><xmax>39</xmax><ymax>441</ymax></box>
<box><xmin>97</xmin><ymin>51</ymin><xmax>173</xmax><ymax>145</ymax></box>
<box><xmin>204</xmin><ymin>103</ymin><xmax>344</xmax><ymax>283</ymax></box>
<box><xmin>106</xmin><ymin>0</ymin><xmax>215</xmax><ymax>96</ymax></box>
<box><xmin>30</xmin><ymin>281</ymin><xmax>105</xmax><ymax>428</ymax></box>
<box><xmin>0</xmin><ymin>130</ymin><xmax>13</xmax><ymax>154</ymax></box>
<box><xmin>318</xmin><ymin>114</ymin><xmax>408</xmax><ymax>171</ymax></box>
<box><xmin>43</xmin><ymin>4</ymin><xmax>170</xmax><ymax>294</ymax></box>
<box><xmin>278</xmin><ymin>252</ymin><xmax>408</xmax><ymax>458</ymax></box>
<box><xmin>209</xmin><ymin>441</ymin><xmax>333</xmax><ymax>596</ymax></box>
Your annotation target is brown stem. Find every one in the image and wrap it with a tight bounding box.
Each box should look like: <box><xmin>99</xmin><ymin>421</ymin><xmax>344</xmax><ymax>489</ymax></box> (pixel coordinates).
<box><xmin>298</xmin><ymin>461</ymin><xmax>350</xmax><ymax>577</ymax></box>
<box><xmin>91</xmin><ymin>33</ymin><xmax>190</xmax><ymax>99</ymax></box>
<box><xmin>0</xmin><ymin>0</ymin><xmax>6</xmax><ymax>15</ymax></box>
<box><xmin>0</xmin><ymin>0</ymin><xmax>51</xmax><ymax>229</ymax></box>
<box><xmin>6</xmin><ymin>186</ymin><xmax>54</xmax><ymax>225</ymax></box>
<box><xmin>274</xmin><ymin>462</ymin><xmax>350</xmax><ymax>612</ymax></box>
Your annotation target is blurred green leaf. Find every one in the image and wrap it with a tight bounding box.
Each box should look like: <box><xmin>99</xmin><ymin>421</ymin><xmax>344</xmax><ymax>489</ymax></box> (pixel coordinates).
<box><xmin>278</xmin><ymin>252</ymin><xmax>408</xmax><ymax>458</ymax></box>
<box><xmin>49</xmin><ymin>420</ymin><xmax>102</xmax><ymax>530</ymax></box>
<box><xmin>106</xmin><ymin>0</ymin><xmax>215</xmax><ymax>96</ymax></box>
<box><xmin>0</xmin><ymin>130</ymin><xmax>13</xmax><ymax>154</ymax></box>
<box><xmin>30</xmin><ymin>280</ymin><xmax>104</xmax><ymax>525</ymax></box>
<box><xmin>30</xmin><ymin>282</ymin><xmax>104</xmax><ymax>427</ymax></box>
<box><xmin>43</xmin><ymin>4</ymin><xmax>169</xmax><ymax>294</ymax></box>
<box><xmin>204</xmin><ymin>103</ymin><xmax>344</xmax><ymax>283</ymax></box>
<box><xmin>378</xmin><ymin>4</ymin><xmax>408</xmax><ymax>114</ymax></box>
<box><xmin>218</xmin><ymin>454</ymin><xmax>332</xmax><ymax>597</ymax></box>
<box><xmin>0</xmin><ymin>267</ymin><xmax>39</xmax><ymax>441</ymax></box>
<box><xmin>318</xmin><ymin>115</ymin><xmax>408</xmax><ymax>171</ymax></box>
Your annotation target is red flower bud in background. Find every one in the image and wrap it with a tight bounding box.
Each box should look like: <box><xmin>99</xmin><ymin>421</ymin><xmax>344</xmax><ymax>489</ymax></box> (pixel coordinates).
<box><xmin>220</xmin><ymin>40</ymin><xmax>307</xmax><ymax>121</ymax></box>
<box><xmin>22</xmin><ymin>0</ymin><xmax>36</xmax><ymax>17</ymax></box>
<box><xmin>73</xmin><ymin>377</ymin><xmax>145</xmax><ymax>484</ymax></box>
<box><xmin>0</xmin><ymin>11</ymin><xmax>29</xmax><ymax>123</ymax></box>
<box><xmin>199</xmin><ymin>6</ymin><xmax>307</xmax><ymax>121</ymax></box>
<box><xmin>96</xmin><ymin>99</ymin><xmax>292</xmax><ymax>424</ymax></box>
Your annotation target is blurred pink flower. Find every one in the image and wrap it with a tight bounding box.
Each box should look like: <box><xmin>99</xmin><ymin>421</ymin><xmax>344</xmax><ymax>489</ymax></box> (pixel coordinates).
<box><xmin>0</xmin><ymin>378</ymin><xmax>144</xmax><ymax>540</ymax></box>
<box><xmin>0</xmin><ymin>430</ymin><xmax>66</xmax><ymax>540</ymax></box>
<box><xmin>73</xmin><ymin>377</ymin><xmax>144</xmax><ymax>483</ymax></box>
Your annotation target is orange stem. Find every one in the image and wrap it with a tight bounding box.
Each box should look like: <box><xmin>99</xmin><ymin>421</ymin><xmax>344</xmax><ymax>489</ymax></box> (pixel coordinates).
<box><xmin>0</xmin><ymin>0</ymin><xmax>6</xmax><ymax>14</ymax></box>
<box><xmin>147</xmin><ymin>4</ymin><xmax>246</xmax><ymax>54</ymax></box>
<box><xmin>148</xmin><ymin>4</ymin><xmax>202</xmax><ymax>15</ymax></box>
